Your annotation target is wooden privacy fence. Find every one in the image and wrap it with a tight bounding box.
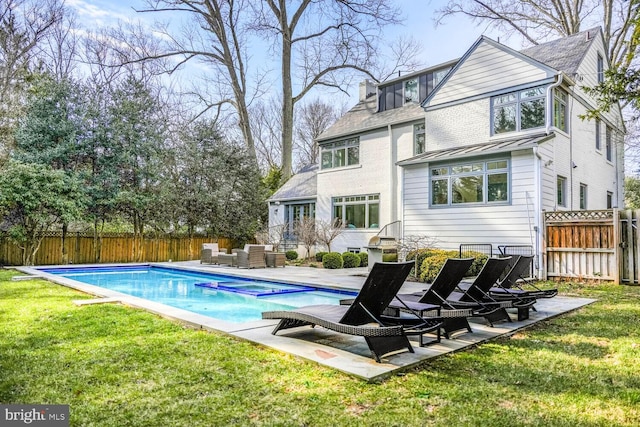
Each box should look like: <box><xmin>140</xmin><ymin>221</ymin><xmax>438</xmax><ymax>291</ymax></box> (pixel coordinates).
<box><xmin>544</xmin><ymin>210</ymin><xmax>618</xmax><ymax>283</ymax></box>
<box><xmin>0</xmin><ymin>232</ymin><xmax>233</xmax><ymax>266</ymax></box>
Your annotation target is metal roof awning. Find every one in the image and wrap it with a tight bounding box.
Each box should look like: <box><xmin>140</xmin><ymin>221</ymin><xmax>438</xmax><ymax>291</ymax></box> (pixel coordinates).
<box><xmin>398</xmin><ymin>132</ymin><xmax>555</xmax><ymax>166</ymax></box>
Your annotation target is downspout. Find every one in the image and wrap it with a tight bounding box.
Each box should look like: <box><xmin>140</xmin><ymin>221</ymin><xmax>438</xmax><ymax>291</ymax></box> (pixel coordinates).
<box><xmin>535</xmin><ymin>72</ymin><xmax>563</xmax><ymax>279</ymax></box>
<box><xmin>533</xmin><ymin>146</ymin><xmax>543</xmax><ymax>279</ymax></box>
<box><xmin>389</xmin><ymin>124</ymin><xmax>396</xmax><ymax>223</ymax></box>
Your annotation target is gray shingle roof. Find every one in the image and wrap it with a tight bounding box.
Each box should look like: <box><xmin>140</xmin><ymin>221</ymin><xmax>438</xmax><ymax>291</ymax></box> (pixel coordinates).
<box><xmin>317</xmin><ymin>97</ymin><xmax>424</xmax><ymax>142</ymax></box>
<box><xmin>268</xmin><ymin>164</ymin><xmax>317</xmax><ymax>202</ymax></box>
<box><xmin>398</xmin><ymin>132</ymin><xmax>555</xmax><ymax>166</ymax></box>
<box><xmin>520</xmin><ymin>27</ymin><xmax>600</xmax><ymax>75</ymax></box>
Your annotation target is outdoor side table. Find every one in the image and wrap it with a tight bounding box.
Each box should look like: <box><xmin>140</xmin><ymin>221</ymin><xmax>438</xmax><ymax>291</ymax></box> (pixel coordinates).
<box><xmin>218</xmin><ymin>253</ymin><xmax>237</xmax><ymax>267</ymax></box>
<box><xmin>265</xmin><ymin>252</ymin><xmax>286</xmax><ymax>267</ymax></box>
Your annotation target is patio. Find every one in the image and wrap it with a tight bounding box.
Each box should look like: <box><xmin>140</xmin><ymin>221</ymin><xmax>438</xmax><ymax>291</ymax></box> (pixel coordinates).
<box><xmin>19</xmin><ymin>261</ymin><xmax>595</xmax><ymax>382</ymax></box>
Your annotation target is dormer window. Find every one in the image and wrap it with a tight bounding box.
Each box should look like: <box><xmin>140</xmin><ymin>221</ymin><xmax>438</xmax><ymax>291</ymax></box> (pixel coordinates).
<box><xmin>404</xmin><ymin>78</ymin><xmax>419</xmax><ymax>104</ymax></box>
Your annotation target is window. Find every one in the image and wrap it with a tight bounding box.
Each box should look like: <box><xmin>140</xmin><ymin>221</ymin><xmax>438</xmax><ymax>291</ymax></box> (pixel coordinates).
<box><xmin>580</xmin><ymin>183</ymin><xmax>587</xmax><ymax>209</ymax></box>
<box><xmin>433</xmin><ymin>67</ymin><xmax>451</xmax><ymax>87</ymax></box>
<box><xmin>597</xmin><ymin>54</ymin><xmax>604</xmax><ymax>83</ymax></box>
<box><xmin>404</xmin><ymin>78</ymin><xmax>419</xmax><ymax>104</ymax></box>
<box><xmin>557</xmin><ymin>176</ymin><xmax>567</xmax><ymax>207</ymax></box>
<box><xmin>607</xmin><ymin>191</ymin><xmax>613</xmax><ymax>209</ymax></box>
<box><xmin>332</xmin><ymin>194</ymin><xmax>379</xmax><ymax>229</ymax></box>
<box><xmin>414</xmin><ymin>122</ymin><xmax>426</xmax><ymax>155</ymax></box>
<box><xmin>595</xmin><ymin>119</ymin><xmax>601</xmax><ymax>151</ymax></box>
<box><xmin>606</xmin><ymin>126</ymin><xmax>612</xmax><ymax>161</ymax></box>
<box><xmin>430</xmin><ymin>159</ymin><xmax>509</xmax><ymax>207</ymax></box>
<box><xmin>553</xmin><ymin>89</ymin><xmax>568</xmax><ymax>132</ymax></box>
<box><xmin>320</xmin><ymin>137</ymin><xmax>359</xmax><ymax>170</ymax></box>
<box><xmin>492</xmin><ymin>86</ymin><xmax>545</xmax><ymax>134</ymax></box>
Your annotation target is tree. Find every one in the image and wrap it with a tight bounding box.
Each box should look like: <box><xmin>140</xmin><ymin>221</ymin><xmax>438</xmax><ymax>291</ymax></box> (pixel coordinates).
<box><xmin>293</xmin><ymin>216</ymin><xmax>317</xmax><ymax>260</ymax></box>
<box><xmin>436</xmin><ymin>1</ymin><xmax>640</xmax><ymax>66</ymax></box>
<box><xmin>315</xmin><ymin>218</ymin><xmax>345</xmax><ymax>253</ymax></box>
<box><xmin>0</xmin><ymin>0</ymin><xmax>65</xmax><ymax>158</ymax></box>
<box><xmin>252</xmin><ymin>0</ymin><xmax>403</xmax><ymax>182</ymax></box>
<box><xmin>135</xmin><ymin>0</ymin><xmax>258</xmax><ymax>161</ymax></box>
<box><xmin>625</xmin><ymin>176</ymin><xmax>640</xmax><ymax>209</ymax></box>
<box><xmin>0</xmin><ymin>161</ymin><xmax>85</xmax><ymax>265</ymax></box>
<box><xmin>294</xmin><ymin>98</ymin><xmax>340</xmax><ymax>169</ymax></box>
<box><xmin>109</xmin><ymin>76</ymin><xmax>168</xmax><ymax>261</ymax></box>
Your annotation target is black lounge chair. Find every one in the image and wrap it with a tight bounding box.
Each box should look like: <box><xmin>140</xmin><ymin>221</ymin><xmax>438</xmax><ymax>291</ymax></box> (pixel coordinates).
<box><xmin>487</xmin><ymin>255</ymin><xmax>558</xmax><ymax>300</ymax></box>
<box><xmin>453</xmin><ymin>257</ymin><xmax>537</xmax><ymax>322</ymax></box>
<box><xmin>262</xmin><ymin>261</ymin><xmax>443</xmax><ymax>362</ymax></box>
<box><xmin>389</xmin><ymin>257</ymin><xmax>493</xmax><ymax>338</ymax></box>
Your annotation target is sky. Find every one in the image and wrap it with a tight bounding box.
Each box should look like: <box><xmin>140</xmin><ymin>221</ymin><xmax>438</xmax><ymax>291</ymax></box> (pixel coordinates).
<box><xmin>65</xmin><ymin>0</ymin><xmax>515</xmax><ymax>105</ymax></box>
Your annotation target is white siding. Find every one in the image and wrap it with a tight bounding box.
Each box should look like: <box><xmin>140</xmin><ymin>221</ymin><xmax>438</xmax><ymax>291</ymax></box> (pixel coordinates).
<box><xmin>430</xmin><ymin>41</ymin><xmax>551</xmax><ymax>107</ymax></box>
<box><xmin>402</xmin><ymin>151</ymin><xmax>537</xmax><ymax>251</ymax></box>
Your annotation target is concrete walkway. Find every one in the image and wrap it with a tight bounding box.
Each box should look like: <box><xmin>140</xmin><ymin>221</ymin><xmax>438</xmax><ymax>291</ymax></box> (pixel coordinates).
<box><xmin>18</xmin><ymin>261</ymin><xmax>596</xmax><ymax>382</ymax></box>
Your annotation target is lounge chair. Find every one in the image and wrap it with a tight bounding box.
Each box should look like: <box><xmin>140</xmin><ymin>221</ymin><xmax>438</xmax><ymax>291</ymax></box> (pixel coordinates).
<box><xmin>200</xmin><ymin>243</ymin><xmax>227</xmax><ymax>264</ymax></box>
<box><xmin>451</xmin><ymin>257</ymin><xmax>537</xmax><ymax>323</ymax></box>
<box><xmin>388</xmin><ymin>257</ymin><xmax>495</xmax><ymax>338</ymax></box>
<box><xmin>232</xmin><ymin>245</ymin><xmax>266</xmax><ymax>269</ymax></box>
<box><xmin>486</xmin><ymin>255</ymin><xmax>558</xmax><ymax>300</ymax></box>
<box><xmin>262</xmin><ymin>261</ymin><xmax>443</xmax><ymax>362</ymax></box>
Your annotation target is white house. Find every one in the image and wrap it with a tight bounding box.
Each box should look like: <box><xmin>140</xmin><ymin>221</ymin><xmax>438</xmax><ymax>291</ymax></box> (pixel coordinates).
<box><xmin>268</xmin><ymin>28</ymin><xmax>625</xmax><ymax>277</ymax></box>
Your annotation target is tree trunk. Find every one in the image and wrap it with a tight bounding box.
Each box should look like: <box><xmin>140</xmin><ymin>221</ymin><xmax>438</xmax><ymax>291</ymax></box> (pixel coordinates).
<box><xmin>61</xmin><ymin>222</ymin><xmax>68</xmax><ymax>264</ymax></box>
<box><xmin>280</xmin><ymin>22</ymin><xmax>294</xmax><ymax>183</ymax></box>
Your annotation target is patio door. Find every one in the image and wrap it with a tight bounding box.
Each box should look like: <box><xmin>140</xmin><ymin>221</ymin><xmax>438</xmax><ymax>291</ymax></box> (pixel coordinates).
<box><xmin>285</xmin><ymin>202</ymin><xmax>316</xmax><ymax>239</ymax></box>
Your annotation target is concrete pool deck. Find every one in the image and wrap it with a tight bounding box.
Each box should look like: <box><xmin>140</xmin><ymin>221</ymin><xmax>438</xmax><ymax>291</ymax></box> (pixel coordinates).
<box><xmin>17</xmin><ymin>261</ymin><xmax>596</xmax><ymax>382</ymax></box>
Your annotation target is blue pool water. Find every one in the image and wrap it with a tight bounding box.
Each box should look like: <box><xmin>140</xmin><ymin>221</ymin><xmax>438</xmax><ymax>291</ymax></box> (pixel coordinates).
<box><xmin>40</xmin><ymin>265</ymin><xmax>356</xmax><ymax>323</ymax></box>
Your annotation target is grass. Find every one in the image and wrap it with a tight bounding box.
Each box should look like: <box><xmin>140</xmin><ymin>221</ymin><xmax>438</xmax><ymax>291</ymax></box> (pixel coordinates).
<box><xmin>1</xmin><ymin>268</ymin><xmax>639</xmax><ymax>426</ymax></box>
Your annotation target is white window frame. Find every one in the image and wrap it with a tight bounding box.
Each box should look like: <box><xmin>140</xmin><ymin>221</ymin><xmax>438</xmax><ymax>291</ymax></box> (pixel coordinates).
<box><xmin>414</xmin><ymin>122</ymin><xmax>426</xmax><ymax>155</ymax></box>
<box><xmin>332</xmin><ymin>194</ymin><xmax>380</xmax><ymax>229</ymax></box>
<box><xmin>491</xmin><ymin>86</ymin><xmax>546</xmax><ymax>135</ymax></box>
<box><xmin>557</xmin><ymin>176</ymin><xmax>567</xmax><ymax>207</ymax></box>
<box><xmin>597</xmin><ymin>54</ymin><xmax>604</xmax><ymax>83</ymax></box>
<box><xmin>320</xmin><ymin>137</ymin><xmax>359</xmax><ymax>170</ymax></box>
<box><xmin>595</xmin><ymin>118</ymin><xmax>601</xmax><ymax>151</ymax></box>
<box><xmin>580</xmin><ymin>183</ymin><xmax>587</xmax><ymax>210</ymax></box>
<box><xmin>553</xmin><ymin>89</ymin><xmax>568</xmax><ymax>132</ymax></box>
<box><xmin>605</xmin><ymin>126</ymin><xmax>613</xmax><ymax>162</ymax></box>
<box><xmin>429</xmin><ymin>158</ymin><xmax>510</xmax><ymax>207</ymax></box>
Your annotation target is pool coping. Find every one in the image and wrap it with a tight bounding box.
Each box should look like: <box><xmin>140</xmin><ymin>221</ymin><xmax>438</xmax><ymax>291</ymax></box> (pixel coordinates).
<box><xmin>15</xmin><ymin>262</ymin><xmax>596</xmax><ymax>382</ymax></box>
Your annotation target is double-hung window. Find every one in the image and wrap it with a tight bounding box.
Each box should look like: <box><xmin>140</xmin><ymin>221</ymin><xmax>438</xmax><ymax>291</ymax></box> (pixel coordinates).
<box><xmin>553</xmin><ymin>89</ymin><xmax>568</xmax><ymax>132</ymax></box>
<box><xmin>430</xmin><ymin>159</ymin><xmax>509</xmax><ymax>206</ymax></box>
<box><xmin>580</xmin><ymin>183</ymin><xmax>587</xmax><ymax>209</ymax></box>
<box><xmin>492</xmin><ymin>86</ymin><xmax>545</xmax><ymax>134</ymax></box>
<box><xmin>320</xmin><ymin>137</ymin><xmax>359</xmax><ymax>170</ymax></box>
<box><xmin>595</xmin><ymin>119</ymin><xmax>601</xmax><ymax>151</ymax></box>
<box><xmin>557</xmin><ymin>176</ymin><xmax>567</xmax><ymax>207</ymax></box>
<box><xmin>414</xmin><ymin>122</ymin><xmax>426</xmax><ymax>155</ymax></box>
<box><xmin>606</xmin><ymin>126</ymin><xmax>613</xmax><ymax>161</ymax></box>
<box><xmin>332</xmin><ymin>194</ymin><xmax>379</xmax><ymax>229</ymax></box>
<box><xmin>597</xmin><ymin>54</ymin><xmax>604</xmax><ymax>83</ymax></box>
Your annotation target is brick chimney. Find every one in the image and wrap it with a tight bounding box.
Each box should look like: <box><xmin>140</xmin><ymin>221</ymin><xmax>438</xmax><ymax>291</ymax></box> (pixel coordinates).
<box><xmin>359</xmin><ymin>79</ymin><xmax>376</xmax><ymax>101</ymax></box>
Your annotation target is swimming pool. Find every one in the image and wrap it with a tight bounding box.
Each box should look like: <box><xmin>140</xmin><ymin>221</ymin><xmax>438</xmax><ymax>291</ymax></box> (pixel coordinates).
<box><xmin>38</xmin><ymin>265</ymin><xmax>357</xmax><ymax>323</ymax></box>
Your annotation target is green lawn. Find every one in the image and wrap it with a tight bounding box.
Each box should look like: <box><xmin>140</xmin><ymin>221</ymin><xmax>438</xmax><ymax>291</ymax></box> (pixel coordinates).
<box><xmin>1</xmin><ymin>268</ymin><xmax>639</xmax><ymax>426</ymax></box>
